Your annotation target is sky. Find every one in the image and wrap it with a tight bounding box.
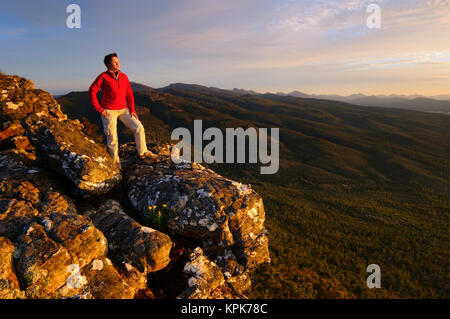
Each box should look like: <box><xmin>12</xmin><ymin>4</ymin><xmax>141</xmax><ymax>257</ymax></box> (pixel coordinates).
<box><xmin>1</xmin><ymin>0</ymin><xmax>449</xmax><ymax>96</ymax></box>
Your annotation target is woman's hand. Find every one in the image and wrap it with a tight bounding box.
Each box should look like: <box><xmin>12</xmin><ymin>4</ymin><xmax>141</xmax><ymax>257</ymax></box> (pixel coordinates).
<box><xmin>101</xmin><ymin>109</ymin><xmax>109</xmax><ymax>117</ymax></box>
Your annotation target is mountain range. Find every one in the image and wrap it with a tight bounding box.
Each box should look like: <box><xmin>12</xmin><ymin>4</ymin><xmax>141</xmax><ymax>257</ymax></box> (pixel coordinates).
<box><xmin>128</xmin><ymin>82</ymin><xmax>450</xmax><ymax>114</ymax></box>
<box><xmin>282</xmin><ymin>91</ymin><xmax>450</xmax><ymax>114</ymax></box>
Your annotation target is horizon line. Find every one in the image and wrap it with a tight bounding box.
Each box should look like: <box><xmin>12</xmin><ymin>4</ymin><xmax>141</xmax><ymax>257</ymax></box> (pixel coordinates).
<box><xmin>48</xmin><ymin>82</ymin><xmax>450</xmax><ymax>100</ymax></box>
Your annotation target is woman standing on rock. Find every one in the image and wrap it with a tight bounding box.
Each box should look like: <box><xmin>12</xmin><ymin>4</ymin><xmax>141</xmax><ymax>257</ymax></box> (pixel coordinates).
<box><xmin>88</xmin><ymin>53</ymin><xmax>156</xmax><ymax>169</ymax></box>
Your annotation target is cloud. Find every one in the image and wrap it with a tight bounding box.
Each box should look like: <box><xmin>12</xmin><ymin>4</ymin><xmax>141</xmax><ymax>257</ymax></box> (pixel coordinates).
<box><xmin>1</xmin><ymin>0</ymin><xmax>449</xmax><ymax>95</ymax></box>
<box><xmin>268</xmin><ymin>0</ymin><xmax>384</xmax><ymax>33</ymax></box>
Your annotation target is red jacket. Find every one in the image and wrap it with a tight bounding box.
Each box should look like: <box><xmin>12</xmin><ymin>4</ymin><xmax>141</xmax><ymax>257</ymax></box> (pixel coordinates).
<box><xmin>88</xmin><ymin>70</ymin><xmax>136</xmax><ymax>114</ymax></box>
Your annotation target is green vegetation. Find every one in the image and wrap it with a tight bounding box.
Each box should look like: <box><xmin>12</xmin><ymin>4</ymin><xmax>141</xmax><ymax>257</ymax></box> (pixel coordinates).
<box><xmin>24</xmin><ymin>271</ymin><xmax>34</xmax><ymax>287</ymax></box>
<box><xmin>58</xmin><ymin>83</ymin><xmax>450</xmax><ymax>298</ymax></box>
<box><xmin>146</xmin><ymin>204</ymin><xmax>168</xmax><ymax>230</ymax></box>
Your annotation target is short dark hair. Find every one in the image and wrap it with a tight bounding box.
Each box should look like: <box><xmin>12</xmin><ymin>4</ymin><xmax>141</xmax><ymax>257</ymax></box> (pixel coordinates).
<box><xmin>104</xmin><ymin>53</ymin><xmax>118</xmax><ymax>68</ymax></box>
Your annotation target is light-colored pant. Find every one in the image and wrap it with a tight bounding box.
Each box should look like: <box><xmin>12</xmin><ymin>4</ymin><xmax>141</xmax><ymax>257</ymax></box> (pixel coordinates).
<box><xmin>100</xmin><ymin>108</ymin><xmax>148</xmax><ymax>163</ymax></box>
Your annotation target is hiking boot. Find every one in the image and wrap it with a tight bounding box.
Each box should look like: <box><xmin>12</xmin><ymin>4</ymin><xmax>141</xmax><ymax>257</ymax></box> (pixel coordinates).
<box><xmin>139</xmin><ymin>150</ymin><xmax>157</xmax><ymax>159</ymax></box>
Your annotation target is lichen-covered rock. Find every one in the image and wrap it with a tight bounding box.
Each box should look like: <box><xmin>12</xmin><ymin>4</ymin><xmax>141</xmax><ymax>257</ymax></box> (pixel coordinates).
<box><xmin>14</xmin><ymin>223</ymin><xmax>74</xmax><ymax>298</ymax></box>
<box><xmin>13</xmin><ymin>221</ymin><xmax>136</xmax><ymax>299</ymax></box>
<box><xmin>177</xmin><ymin>247</ymin><xmax>225</xmax><ymax>299</ymax></box>
<box><xmin>0</xmin><ymin>74</ymin><xmax>121</xmax><ymax>195</ymax></box>
<box><xmin>215</xmin><ymin>249</ymin><xmax>251</xmax><ymax>296</ymax></box>
<box><xmin>124</xmin><ymin>143</ymin><xmax>270</xmax><ymax>269</ymax></box>
<box><xmin>0</xmin><ymin>122</ymin><xmax>34</xmax><ymax>158</ymax></box>
<box><xmin>21</xmin><ymin>114</ymin><xmax>121</xmax><ymax>195</ymax></box>
<box><xmin>0</xmin><ymin>151</ymin><xmax>78</xmax><ymax>241</ymax></box>
<box><xmin>45</xmin><ymin>213</ymin><xmax>107</xmax><ymax>268</ymax></box>
<box><xmin>84</xmin><ymin>199</ymin><xmax>172</xmax><ymax>274</ymax></box>
<box><xmin>13</xmin><ymin>216</ymin><xmax>108</xmax><ymax>299</ymax></box>
<box><xmin>234</xmin><ymin>231</ymin><xmax>270</xmax><ymax>269</ymax></box>
<box><xmin>63</xmin><ymin>257</ymin><xmax>135</xmax><ymax>299</ymax></box>
<box><xmin>0</xmin><ymin>236</ymin><xmax>25</xmax><ymax>299</ymax></box>
<box><xmin>0</xmin><ymin>150</ymin><xmax>138</xmax><ymax>299</ymax></box>
<box><xmin>0</xmin><ymin>71</ymin><xmax>271</xmax><ymax>299</ymax></box>
<box><xmin>0</xmin><ymin>74</ymin><xmax>66</xmax><ymax>122</ymax></box>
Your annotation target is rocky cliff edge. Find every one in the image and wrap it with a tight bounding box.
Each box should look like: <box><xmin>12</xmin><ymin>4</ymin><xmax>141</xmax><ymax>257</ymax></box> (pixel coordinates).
<box><xmin>0</xmin><ymin>73</ymin><xmax>270</xmax><ymax>299</ymax></box>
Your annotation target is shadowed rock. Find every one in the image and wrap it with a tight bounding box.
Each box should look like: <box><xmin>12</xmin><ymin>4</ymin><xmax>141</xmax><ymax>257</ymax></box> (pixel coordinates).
<box><xmin>0</xmin><ymin>151</ymin><xmax>77</xmax><ymax>241</ymax></box>
<box><xmin>85</xmin><ymin>199</ymin><xmax>172</xmax><ymax>274</ymax></box>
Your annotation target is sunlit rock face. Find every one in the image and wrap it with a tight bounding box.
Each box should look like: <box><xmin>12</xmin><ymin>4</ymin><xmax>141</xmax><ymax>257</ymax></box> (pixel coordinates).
<box><xmin>21</xmin><ymin>113</ymin><xmax>122</xmax><ymax>195</ymax></box>
<box><xmin>84</xmin><ymin>199</ymin><xmax>173</xmax><ymax>274</ymax></box>
<box><xmin>124</xmin><ymin>143</ymin><xmax>270</xmax><ymax>270</ymax></box>
<box><xmin>122</xmin><ymin>143</ymin><xmax>270</xmax><ymax>299</ymax></box>
<box><xmin>0</xmin><ymin>72</ymin><xmax>270</xmax><ymax>299</ymax></box>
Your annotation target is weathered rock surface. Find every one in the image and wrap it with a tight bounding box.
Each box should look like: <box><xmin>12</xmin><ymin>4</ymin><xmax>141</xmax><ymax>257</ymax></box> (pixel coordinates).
<box><xmin>178</xmin><ymin>247</ymin><xmax>225</xmax><ymax>299</ymax></box>
<box><xmin>15</xmin><ymin>223</ymin><xmax>75</xmax><ymax>298</ymax></box>
<box><xmin>21</xmin><ymin>114</ymin><xmax>122</xmax><ymax>195</ymax></box>
<box><xmin>177</xmin><ymin>247</ymin><xmax>251</xmax><ymax>299</ymax></box>
<box><xmin>0</xmin><ymin>72</ymin><xmax>270</xmax><ymax>299</ymax></box>
<box><xmin>0</xmin><ymin>74</ymin><xmax>121</xmax><ymax>195</ymax></box>
<box><xmin>0</xmin><ymin>75</ymin><xmax>65</xmax><ymax>122</ymax></box>
<box><xmin>0</xmin><ymin>151</ymin><xmax>77</xmax><ymax>241</ymax></box>
<box><xmin>84</xmin><ymin>199</ymin><xmax>172</xmax><ymax>274</ymax></box>
<box><xmin>0</xmin><ymin>152</ymin><xmax>137</xmax><ymax>298</ymax></box>
<box><xmin>121</xmin><ymin>143</ymin><xmax>270</xmax><ymax>298</ymax></box>
<box><xmin>76</xmin><ymin>257</ymin><xmax>135</xmax><ymax>299</ymax></box>
<box><xmin>0</xmin><ymin>237</ymin><xmax>24</xmax><ymax>299</ymax></box>
<box><xmin>124</xmin><ymin>143</ymin><xmax>270</xmax><ymax>270</ymax></box>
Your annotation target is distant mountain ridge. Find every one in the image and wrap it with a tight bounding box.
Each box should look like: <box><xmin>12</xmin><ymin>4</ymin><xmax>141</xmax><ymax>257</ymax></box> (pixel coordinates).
<box><xmin>130</xmin><ymin>81</ymin><xmax>154</xmax><ymax>92</ymax></box>
<box><xmin>297</xmin><ymin>93</ymin><xmax>450</xmax><ymax>114</ymax></box>
<box><xmin>244</xmin><ymin>88</ymin><xmax>450</xmax><ymax>114</ymax></box>
<box><xmin>128</xmin><ymin>82</ymin><xmax>450</xmax><ymax>114</ymax></box>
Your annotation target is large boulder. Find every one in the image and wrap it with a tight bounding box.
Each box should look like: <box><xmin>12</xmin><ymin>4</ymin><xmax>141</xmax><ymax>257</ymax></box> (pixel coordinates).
<box><xmin>84</xmin><ymin>199</ymin><xmax>173</xmax><ymax>274</ymax></box>
<box><xmin>0</xmin><ymin>237</ymin><xmax>24</xmax><ymax>299</ymax></box>
<box><xmin>124</xmin><ymin>143</ymin><xmax>270</xmax><ymax>269</ymax></box>
<box><xmin>14</xmin><ymin>222</ymin><xmax>135</xmax><ymax>299</ymax></box>
<box><xmin>14</xmin><ymin>223</ymin><xmax>75</xmax><ymax>298</ymax></box>
<box><xmin>21</xmin><ymin>113</ymin><xmax>122</xmax><ymax>195</ymax></box>
<box><xmin>0</xmin><ymin>71</ymin><xmax>271</xmax><ymax>299</ymax></box>
<box><xmin>0</xmin><ymin>151</ymin><xmax>139</xmax><ymax>299</ymax></box>
<box><xmin>121</xmin><ymin>143</ymin><xmax>270</xmax><ymax>298</ymax></box>
<box><xmin>177</xmin><ymin>247</ymin><xmax>225</xmax><ymax>299</ymax></box>
<box><xmin>0</xmin><ymin>74</ymin><xmax>66</xmax><ymax>122</ymax></box>
<box><xmin>0</xmin><ymin>74</ymin><xmax>121</xmax><ymax>195</ymax></box>
<box><xmin>0</xmin><ymin>151</ymin><xmax>77</xmax><ymax>241</ymax></box>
